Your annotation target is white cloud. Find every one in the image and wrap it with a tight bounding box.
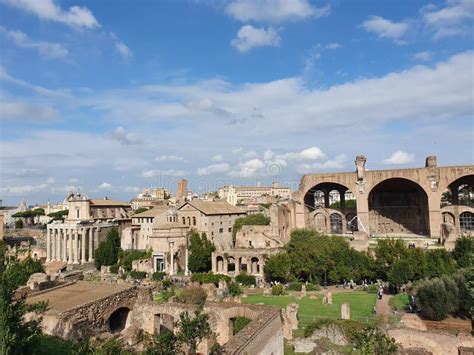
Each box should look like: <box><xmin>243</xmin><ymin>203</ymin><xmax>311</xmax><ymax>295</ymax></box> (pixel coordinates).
<box><xmin>155</xmin><ymin>155</ymin><xmax>184</xmax><ymax>162</ymax></box>
<box><xmin>1</xmin><ymin>0</ymin><xmax>100</xmax><ymax>29</ymax></box>
<box><xmin>0</xmin><ymin>183</ymin><xmax>49</xmax><ymax>196</ymax></box>
<box><xmin>197</xmin><ymin>163</ymin><xmax>230</xmax><ymax>176</ymax></box>
<box><xmin>276</xmin><ymin>147</ymin><xmax>326</xmax><ymax>161</ymax></box>
<box><xmin>142</xmin><ymin>169</ymin><xmax>186</xmax><ymax>178</ymax></box>
<box><xmin>361</xmin><ymin>16</ymin><xmax>410</xmax><ymax>43</ymax></box>
<box><xmin>263</xmin><ymin>149</ymin><xmax>275</xmax><ymax>161</ymax></box>
<box><xmin>228</xmin><ymin>159</ymin><xmax>265</xmax><ymax>178</ymax></box>
<box><xmin>382</xmin><ymin>150</ymin><xmax>415</xmax><ymax>165</ymax></box>
<box><xmin>325</xmin><ymin>42</ymin><xmax>341</xmax><ymax>50</ymax></box>
<box><xmin>231</xmin><ymin>25</ymin><xmax>280</xmax><ymax>52</ymax></box>
<box><xmin>225</xmin><ymin>0</ymin><xmax>330</xmax><ymax>22</ymax></box>
<box><xmin>98</xmin><ymin>182</ymin><xmax>113</xmax><ymax>189</ymax></box>
<box><xmin>422</xmin><ymin>0</ymin><xmax>474</xmax><ymax>39</ymax></box>
<box><xmin>0</xmin><ymin>26</ymin><xmax>68</xmax><ymax>59</ymax></box>
<box><xmin>296</xmin><ymin>154</ymin><xmax>347</xmax><ymax>173</ymax></box>
<box><xmin>106</xmin><ymin>126</ymin><xmax>141</xmax><ymax>145</ymax></box>
<box><xmin>0</xmin><ymin>101</ymin><xmax>60</xmax><ymax>122</ymax></box>
<box><xmin>413</xmin><ymin>51</ymin><xmax>432</xmax><ymax>61</ymax></box>
<box><xmin>110</xmin><ymin>32</ymin><xmax>133</xmax><ymax>61</ymax></box>
<box><xmin>212</xmin><ymin>154</ymin><xmax>223</xmax><ymax>162</ymax></box>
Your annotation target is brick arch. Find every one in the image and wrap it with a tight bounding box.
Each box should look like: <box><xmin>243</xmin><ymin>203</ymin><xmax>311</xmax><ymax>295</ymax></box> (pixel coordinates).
<box><xmin>438</xmin><ymin>172</ymin><xmax>474</xmax><ymax>194</ymax></box>
<box><xmin>210</xmin><ymin>306</ymin><xmax>260</xmax><ymax>345</ymax></box>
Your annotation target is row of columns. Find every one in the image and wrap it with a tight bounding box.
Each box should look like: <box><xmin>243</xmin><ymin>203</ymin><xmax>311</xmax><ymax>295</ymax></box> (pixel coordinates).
<box><xmin>213</xmin><ymin>255</ymin><xmax>264</xmax><ymax>276</ymax></box>
<box><xmin>46</xmin><ymin>227</ymin><xmax>98</xmax><ymax>264</ymax></box>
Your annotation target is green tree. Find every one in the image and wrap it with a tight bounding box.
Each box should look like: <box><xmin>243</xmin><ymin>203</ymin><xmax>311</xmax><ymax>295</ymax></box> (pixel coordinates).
<box><xmin>176</xmin><ymin>309</ymin><xmax>212</xmax><ymax>355</ymax></box>
<box><xmin>188</xmin><ymin>232</ymin><xmax>215</xmax><ymax>273</ymax></box>
<box><xmin>232</xmin><ymin>213</ymin><xmax>270</xmax><ymax>246</ymax></box>
<box><xmin>388</xmin><ymin>259</ymin><xmax>414</xmax><ymax>289</ymax></box>
<box><xmin>264</xmin><ymin>252</ymin><xmax>292</xmax><ymax>283</ymax></box>
<box><xmin>374</xmin><ymin>239</ymin><xmax>407</xmax><ymax>280</ymax></box>
<box><xmin>134</xmin><ymin>207</ymin><xmax>149</xmax><ymax>214</ymax></box>
<box><xmin>94</xmin><ymin>227</ymin><xmax>121</xmax><ymax>270</ymax></box>
<box><xmin>425</xmin><ymin>249</ymin><xmax>456</xmax><ymax>278</ymax></box>
<box><xmin>453</xmin><ymin>236</ymin><xmax>474</xmax><ymax>268</ymax></box>
<box><xmin>15</xmin><ymin>219</ymin><xmax>23</xmax><ymax>229</ymax></box>
<box><xmin>0</xmin><ymin>241</ymin><xmax>45</xmax><ymax>354</ymax></box>
<box><xmin>353</xmin><ymin>326</ymin><xmax>398</xmax><ymax>355</ymax></box>
<box><xmin>144</xmin><ymin>330</ymin><xmax>179</xmax><ymax>355</ymax></box>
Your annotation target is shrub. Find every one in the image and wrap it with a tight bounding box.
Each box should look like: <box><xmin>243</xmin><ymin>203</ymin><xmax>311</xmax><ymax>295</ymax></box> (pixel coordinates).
<box><xmin>305</xmin><ymin>283</ymin><xmax>321</xmax><ymax>291</ymax></box>
<box><xmin>367</xmin><ymin>284</ymin><xmax>379</xmax><ymax>294</ymax></box>
<box><xmin>162</xmin><ymin>279</ymin><xmax>172</xmax><ymax>289</ymax></box>
<box><xmin>235</xmin><ymin>273</ymin><xmax>256</xmax><ymax>286</ymax></box>
<box><xmin>15</xmin><ymin>219</ymin><xmax>24</xmax><ymax>229</ymax></box>
<box><xmin>416</xmin><ymin>277</ymin><xmax>453</xmax><ymax>320</ymax></box>
<box><xmin>271</xmin><ymin>284</ymin><xmax>285</xmax><ymax>296</ymax></box>
<box><xmin>152</xmin><ymin>271</ymin><xmax>166</xmax><ymax>281</ymax></box>
<box><xmin>110</xmin><ymin>263</ymin><xmax>119</xmax><ymax>274</ymax></box>
<box><xmin>191</xmin><ymin>272</ymin><xmax>231</xmax><ymax>286</ymax></box>
<box><xmin>176</xmin><ymin>286</ymin><xmax>207</xmax><ymax>305</ymax></box>
<box><xmin>228</xmin><ymin>281</ymin><xmax>242</xmax><ymax>297</ymax></box>
<box><xmin>118</xmin><ymin>249</ymin><xmax>151</xmax><ymax>272</ymax></box>
<box><xmin>287</xmin><ymin>281</ymin><xmax>303</xmax><ymax>291</ymax></box>
<box><xmin>129</xmin><ymin>270</ymin><xmax>147</xmax><ymax>280</ymax></box>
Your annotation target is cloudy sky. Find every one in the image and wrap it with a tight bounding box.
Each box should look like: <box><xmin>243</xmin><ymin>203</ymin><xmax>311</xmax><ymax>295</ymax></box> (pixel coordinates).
<box><xmin>0</xmin><ymin>0</ymin><xmax>473</xmax><ymax>205</ymax></box>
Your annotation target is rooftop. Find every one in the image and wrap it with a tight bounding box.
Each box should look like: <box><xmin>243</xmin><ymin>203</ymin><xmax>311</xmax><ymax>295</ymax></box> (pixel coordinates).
<box><xmin>180</xmin><ymin>200</ymin><xmax>246</xmax><ymax>215</ymax></box>
<box><xmin>133</xmin><ymin>206</ymin><xmax>170</xmax><ymax>218</ymax></box>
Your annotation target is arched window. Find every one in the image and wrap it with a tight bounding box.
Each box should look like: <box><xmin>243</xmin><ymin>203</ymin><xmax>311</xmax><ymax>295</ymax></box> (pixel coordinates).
<box><xmin>182</xmin><ymin>217</ymin><xmax>185</xmax><ymax>225</ymax></box>
<box><xmin>192</xmin><ymin>216</ymin><xmax>196</xmax><ymax>226</ymax></box>
<box><xmin>460</xmin><ymin>212</ymin><xmax>474</xmax><ymax>231</ymax></box>
<box><xmin>330</xmin><ymin>213</ymin><xmax>343</xmax><ymax>234</ymax></box>
<box><xmin>187</xmin><ymin>216</ymin><xmax>191</xmax><ymax>225</ymax></box>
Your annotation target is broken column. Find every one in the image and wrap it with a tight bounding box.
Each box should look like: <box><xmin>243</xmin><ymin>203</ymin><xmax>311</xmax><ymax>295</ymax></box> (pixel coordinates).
<box><xmin>341</xmin><ymin>303</ymin><xmax>350</xmax><ymax>320</ymax></box>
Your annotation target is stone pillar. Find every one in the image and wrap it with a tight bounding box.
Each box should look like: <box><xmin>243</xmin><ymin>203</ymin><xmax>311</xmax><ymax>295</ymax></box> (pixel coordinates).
<box><xmin>323</xmin><ymin>189</ymin><xmax>330</xmax><ymax>208</ymax></box>
<box><xmin>88</xmin><ymin>228</ymin><xmax>94</xmax><ymax>262</ymax></box>
<box><xmin>68</xmin><ymin>229</ymin><xmax>73</xmax><ymax>264</ymax></box>
<box><xmin>55</xmin><ymin>228</ymin><xmax>60</xmax><ymax>261</ymax></box>
<box><xmin>340</xmin><ymin>190</ymin><xmax>346</xmax><ymax>210</ymax></box>
<box><xmin>169</xmin><ymin>242</ymin><xmax>175</xmax><ymax>275</ymax></box>
<box><xmin>184</xmin><ymin>246</ymin><xmax>189</xmax><ymax>276</ymax></box>
<box><xmin>62</xmin><ymin>229</ymin><xmax>67</xmax><ymax>261</ymax></box>
<box><xmin>212</xmin><ymin>254</ymin><xmax>217</xmax><ymax>274</ymax></box>
<box><xmin>73</xmin><ymin>230</ymin><xmax>79</xmax><ymax>264</ymax></box>
<box><xmin>223</xmin><ymin>257</ymin><xmax>228</xmax><ymax>274</ymax></box>
<box><xmin>235</xmin><ymin>257</ymin><xmax>240</xmax><ymax>275</ymax></box>
<box><xmin>81</xmin><ymin>228</ymin><xmax>87</xmax><ymax>263</ymax></box>
<box><xmin>46</xmin><ymin>228</ymin><xmax>51</xmax><ymax>262</ymax></box>
<box><xmin>341</xmin><ymin>303</ymin><xmax>350</xmax><ymax>320</ymax></box>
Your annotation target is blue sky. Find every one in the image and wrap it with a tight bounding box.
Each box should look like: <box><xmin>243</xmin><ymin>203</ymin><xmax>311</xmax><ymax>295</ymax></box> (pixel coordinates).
<box><xmin>0</xmin><ymin>0</ymin><xmax>473</xmax><ymax>205</ymax></box>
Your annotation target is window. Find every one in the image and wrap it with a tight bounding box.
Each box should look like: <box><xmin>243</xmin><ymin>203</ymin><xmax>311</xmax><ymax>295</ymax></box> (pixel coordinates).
<box><xmin>211</xmin><ymin>232</ymin><xmax>214</xmax><ymax>236</ymax></box>
<box><xmin>193</xmin><ymin>216</ymin><xmax>196</xmax><ymax>226</ymax></box>
<box><xmin>76</xmin><ymin>209</ymin><xmax>80</xmax><ymax>219</ymax></box>
<box><xmin>182</xmin><ymin>217</ymin><xmax>186</xmax><ymax>225</ymax></box>
<box><xmin>228</xmin><ymin>227</ymin><xmax>232</xmax><ymax>232</ymax></box>
<box><xmin>219</xmin><ymin>228</ymin><xmax>223</xmax><ymax>233</ymax></box>
<box><xmin>249</xmin><ymin>240</ymin><xmax>252</xmax><ymax>247</ymax></box>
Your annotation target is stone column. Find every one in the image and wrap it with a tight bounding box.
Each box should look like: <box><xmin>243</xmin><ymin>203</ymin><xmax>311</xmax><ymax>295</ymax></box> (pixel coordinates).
<box><xmin>68</xmin><ymin>229</ymin><xmax>73</xmax><ymax>264</ymax></box>
<box><xmin>46</xmin><ymin>228</ymin><xmax>51</xmax><ymax>262</ymax></box>
<box><xmin>55</xmin><ymin>228</ymin><xmax>60</xmax><ymax>261</ymax></box>
<box><xmin>88</xmin><ymin>228</ymin><xmax>94</xmax><ymax>262</ymax></box>
<box><xmin>223</xmin><ymin>257</ymin><xmax>228</xmax><ymax>275</ymax></box>
<box><xmin>184</xmin><ymin>246</ymin><xmax>189</xmax><ymax>276</ymax></box>
<box><xmin>168</xmin><ymin>242</ymin><xmax>175</xmax><ymax>275</ymax></box>
<box><xmin>339</xmin><ymin>190</ymin><xmax>346</xmax><ymax>210</ymax></box>
<box><xmin>62</xmin><ymin>229</ymin><xmax>67</xmax><ymax>261</ymax></box>
<box><xmin>81</xmin><ymin>228</ymin><xmax>87</xmax><ymax>264</ymax></box>
<box><xmin>235</xmin><ymin>257</ymin><xmax>240</xmax><ymax>275</ymax></box>
<box><xmin>73</xmin><ymin>229</ymin><xmax>79</xmax><ymax>264</ymax></box>
<box><xmin>323</xmin><ymin>189</ymin><xmax>330</xmax><ymax>208</ymax></box>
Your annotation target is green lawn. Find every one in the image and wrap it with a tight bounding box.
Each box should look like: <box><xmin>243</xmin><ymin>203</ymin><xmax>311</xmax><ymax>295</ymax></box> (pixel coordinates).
<box><xmin>389</xmin><ymin>292</ymin><xmax>410</xmax><ymax>311</ymax></box>
<box><xmin>243</xmin><ymin>292</ymin><xmax>377</xmax><ymax>329</ymax></box>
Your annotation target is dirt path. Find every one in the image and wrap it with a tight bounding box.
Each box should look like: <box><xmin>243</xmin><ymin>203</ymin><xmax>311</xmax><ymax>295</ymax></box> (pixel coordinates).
<box><xmin>375</xmin><ymin>294</ymin><xmax>392</xmax><ymax>318</ymax></box>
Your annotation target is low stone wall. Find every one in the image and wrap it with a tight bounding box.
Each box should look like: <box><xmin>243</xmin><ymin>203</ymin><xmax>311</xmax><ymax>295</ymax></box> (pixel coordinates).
<box><xmin>4</xmin><ymin>228</ymin><xmax>45</xmax><ymax>239</ymax></box>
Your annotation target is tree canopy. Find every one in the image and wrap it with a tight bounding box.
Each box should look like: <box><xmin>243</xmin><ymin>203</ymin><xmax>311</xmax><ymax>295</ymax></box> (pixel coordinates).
<box><xmin>94</xmin><ymin>227</ymin><xmax>121</xmax><ymax>270</ymax></box>
<box><xmin>188</xmin><ymin>232</ymin><xmax>215</xmax><ymax>273</ymax></box>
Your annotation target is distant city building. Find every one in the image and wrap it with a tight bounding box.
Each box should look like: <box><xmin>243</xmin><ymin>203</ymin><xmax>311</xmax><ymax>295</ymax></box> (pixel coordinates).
<box><xmin>218</xmin><ymin>182</ymin><xmax>292</xmax><ymax>206</ymax></box>
<box><xmin>176</xmin><ymin>178</ymin><xmax>188</xmax><ymax>202</ymax></box>
<box><xmin>130</xmin><ymin>187</ymin><xmax>170</xmax><ymax>210</ymax></box>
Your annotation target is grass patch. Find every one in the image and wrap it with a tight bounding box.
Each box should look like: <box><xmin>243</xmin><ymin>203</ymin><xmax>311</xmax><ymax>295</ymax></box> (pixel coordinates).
<box><xmin>389</xmin><ymin>293</ymin><xmax>410</xmax><ymax>311</ymax></box>
<box><xmin>242</xmin><ymin>292</ymin><xmax>377</xmax><ymax>330</ymax></box>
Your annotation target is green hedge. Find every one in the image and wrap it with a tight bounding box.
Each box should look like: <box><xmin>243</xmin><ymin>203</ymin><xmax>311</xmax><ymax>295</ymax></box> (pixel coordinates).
<box><xmin>287</xmin><ymin>281</ymin><xmax>303</xmax><ymax>291</ymax></box>
<box><xmin>236</xmin><ymin>273</ymin><xmax>256</xmax><ymax>286</ymax></box>
<box><xmin>272</xmin><ymin>284</ymin><xmax>285</xmax><ymax>295</ymax></box>
<box><xmin>130</xmin><ymin>270</ymin><xmax>147</xmax><ymax>280</ymax></box>
<box><xmin>152</xmin><ymin>271</ymin><xmax>166</xmax><ymax>281</ymax></box>
<box><xmin>191</xmin><ymin>272</ymin><xmax>231</xmax><ymax>286</ymax></box>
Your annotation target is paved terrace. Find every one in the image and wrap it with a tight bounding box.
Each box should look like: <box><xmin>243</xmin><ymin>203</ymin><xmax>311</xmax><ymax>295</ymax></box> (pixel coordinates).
<box><xmin>27</xmin><ymin>281</ymin><xmax>134</xmax><ymax>313</ymax></box>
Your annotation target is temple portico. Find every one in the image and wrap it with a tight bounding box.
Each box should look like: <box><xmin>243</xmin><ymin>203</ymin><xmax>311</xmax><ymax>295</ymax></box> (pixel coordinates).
<box><xmin>46</xmin><ymin>223</ymin><xmax>107</xmax><ymax>264</ymax></box>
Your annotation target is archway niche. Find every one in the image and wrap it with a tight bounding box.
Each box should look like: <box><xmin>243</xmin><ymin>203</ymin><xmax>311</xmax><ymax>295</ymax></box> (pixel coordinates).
<box><xmin>314</xmin><ymin>213</ymin><xmax>326</xmax><ymax>232</ymax></box>
<box><xmin>304</xmin><ymin>182</ymin><xmax>356</xmax><ymax>211</ymax></box>
<box><xmin>227</xmin><ymin>257</ymin><xmax>235</xmax><ymax>273</ymax></box>
<box><xmin>216</xmin><ymin>256</ymin><xmax>224</xmax><ymax>273</ymax></box>
<box><xmin>369</xmin><ymin>178</ymin><xmax>429</xmax><ymax>236</ymax></box>
<box><xmin>441</xmin><ymin>175</ymin><xmax>474</xmax><ymax>208</ymax></box>
<box><xmin>330</xmin><ymin>213</ymin><xmax>343</xmax><ymax>234</ymax></box>
<box><xmin>250</xmin><ymin>257</ymin><xmax>259</xmax><ymax>274</ymax></box>
<box><xmin>109</xmin><ymin>307</ymin><xmax>130</xmax><ymax>333</ymax></box>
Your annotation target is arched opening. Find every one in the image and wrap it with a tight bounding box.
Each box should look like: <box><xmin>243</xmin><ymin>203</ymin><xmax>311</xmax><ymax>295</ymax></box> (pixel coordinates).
<box><xmin>230</xmin><ymin>317</ymin><xmax>251</xmax><ymax>335</ymax></box>
<box><xmin>182</xmin><ymin>217</ymin><xmax>185</xmax><ymax>225</ymax></box>
<box><xmin>460</xmin><ymin>212</ymin><xmax>474</xmax><ymax>231</ymax></box>
<box><xmin>330</xmin><ymin>213</ymin><xmax>343</xmax><ymax>234</ymax></box>
<box><xmin>192</xmin><ymin>216</ymin><xmax>196</xmax><ymax>226</ymax></box>
<box><xmin>227</xmin><ymin>257</ymin><xmax>235</xmax><ymax>273</ymax></box>
<box><xmin>369</xmin><ymin>178</ymin><xmax>429</xmax><ymax>236</ymax></box>
<box><xmin>250</xmin><ymin>257</ymin><xmax>259</xmax><ymax>275</ymax></box>
<box><xmin>216</xmin><ymin>256</ymin><xmax>224</xmax><ymax>273</ymax></box>
<box><xmin>441</xmin><ymin>175</ymin><xmax>474</xmax><ymax>207</ymax></box>
<box><xmin>304</xmin><ymin>182</ymin><xmax>356</xmax><ymax>211</ymax></box>
<box><xmin>153</xmin><ymin>313</ymin><xmax>175</xmax><ymax>334</ymax></box>
<box><xmin>187</xmin><ymin>216</ymin><xmax>191</xmax><ymax>225</ymax></box>
<box><xmin>346</xmin><ymin>213</ymin><xmax>359</xmax><ymax>232</ymax></box>
<box><xmin>239</xmin><ymin>257</ymin><xmax>247</xmax><ymax>273</ymax></box>
<box><xmin>109</xmin><ymin>307</ymin><xmax>130</xmax><ymax>333</ymax></box>
<box><xmin>442</xmin><ymin>212</ymin><xmax>455</xmax><ymax>225</ymax></box>
<box><xmin>314</xmin><ymin>213</ymin><xmax>327</xmax><ymax>232</ymax></box>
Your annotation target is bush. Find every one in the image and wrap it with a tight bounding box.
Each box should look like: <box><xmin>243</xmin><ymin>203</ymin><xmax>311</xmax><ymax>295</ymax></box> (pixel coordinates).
<box><xmin>416</xmin><ymin>275</ymin><xmax>461</xmax><ymax>320</ymax></box>
<box><xmin>176</xmin><ymin>286</ymin><xmax>207</xmax><ymax>305</ymax></box>
<box><xmin>162</xmin><ymin>279</ymin><xmax>172</xmax><ymax>289</ymax></box>
<box><xmin>367</xmin><ymin>284</ymin><xmax>379</xmax><ymax>294</ymax></box>
<box><xmin>236</xmin><ymin>273</ymin><xmax>256</xmax><ymax>286</ymax></box>
<box><xmin>305</xmin><ymin>283</ymin><xmax>321</xmax><ymax>291</ymax></box>
<box><xmin>110</xmin><ymin>263</ymin><xmax>119</xmax><ymax>274</ymax></box>
<box><xmin>228</xmin><ymin>281</ymin><xmax>242</xmax><ymax>297</ymax></box>
<box><xmin>287</xmin><ymin>281</ymin><xmax>303</xmax><ymax>291</ymax></box>
<box><xmin>191</xmin><ymin>272</ymin><xmax>231</xmax><ymax>286</ymax></box>
<box><xmin>271</xmin><ymin>284</ymin><xmax>285</xmax><ymax>296</ymax></box>
<box><xmin>152</xmin><ymin>271</ymin><xmax>166</xmax><ymax>281</ymax></box>
<box><xmin>15</xmin><ymin>219</ymin><xmax>24</xmax><ymax>229</ymax></box>
<box><xmin>129</xmin><ymin>270</ymin><xmax>147</xmax><ymax>280</ymax></box>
